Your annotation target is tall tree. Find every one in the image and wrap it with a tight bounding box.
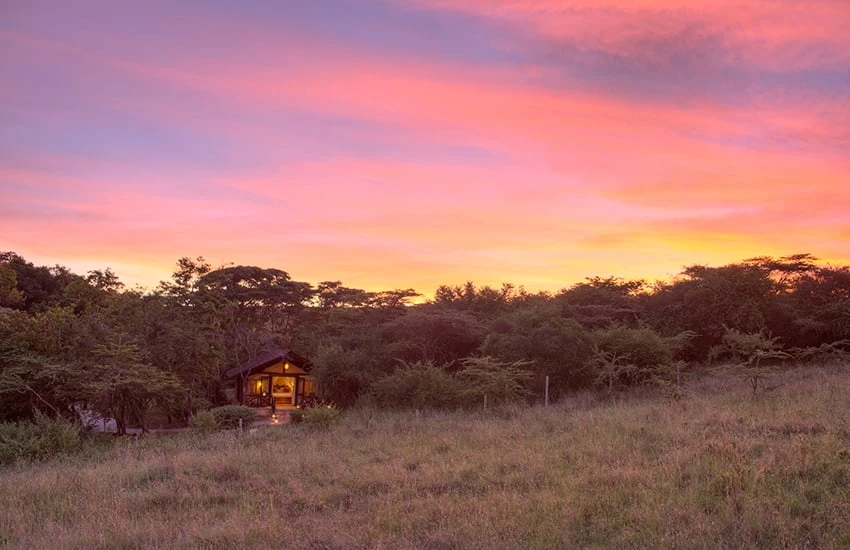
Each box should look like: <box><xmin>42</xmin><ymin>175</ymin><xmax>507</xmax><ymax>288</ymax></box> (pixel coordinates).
<box><xmin>645</xmin><ymin>262</ymin><xmax>780</xmax><ymax>360</ymax></box>
<box><xmin>78</xmin><ymin>340</ymin><xmax>185</xmax><ymax>434</ymax></box>
<box><xmin>196</xmin><ymin>266</ymin><xmax>315</xmax><ymax>365</ymax></box>
<box><xmin>557</xmin><ymin>277</ymin><xmax>647</xmax><ymax>328</ymax></box>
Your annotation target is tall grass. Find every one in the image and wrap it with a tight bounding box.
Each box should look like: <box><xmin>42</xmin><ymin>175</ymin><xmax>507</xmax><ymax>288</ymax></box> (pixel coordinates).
<box><xmin>1</xmin><ymin>365</ymin><xmax>849</xmax><ymax>548</ymax></box>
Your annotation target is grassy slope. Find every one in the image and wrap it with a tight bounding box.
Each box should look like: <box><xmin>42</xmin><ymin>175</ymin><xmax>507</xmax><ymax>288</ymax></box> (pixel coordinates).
<box><xmin>1</xmin><ymin>366</ymin><xmax>850</xmax><ymax>549</ymax></box>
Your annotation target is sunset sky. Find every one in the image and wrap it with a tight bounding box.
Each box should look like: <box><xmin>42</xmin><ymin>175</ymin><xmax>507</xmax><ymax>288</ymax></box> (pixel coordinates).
<box><xmin>2</xmin><ymin>1</ymin><xmax>849</xmax><ymax>295</ymax></box>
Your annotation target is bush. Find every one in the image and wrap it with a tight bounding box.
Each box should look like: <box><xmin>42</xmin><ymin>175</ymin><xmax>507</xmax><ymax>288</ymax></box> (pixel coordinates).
<box><xmin>189</xmin><ymin>409</ymin><xmax>219</xmax><ymax>431</ymax></box>
<box><xmin>211</xmin><ymin>406</ymin><xmax>256</xmax><ymax>429</ymax></box>
<box><xmin>592</xmin><ymin>325</ymin><xmax>674</xmax><ymax>368</ymax></box>
<box><xmin>708</xmin><ymin>328</ymin><xmax>780</xmax><ymax>364</ymax></box>
<box><xmin>289</xmin><ymin>409</ymin><xmax>305</xmax><ymax>424</ymax></box>
<box><xmin>709</xmin><ymin>328</ymin><xmax>792</xmax><ymax>397</ymax></box>
<box><xmin>303</xmin><ymin>405</ymin><xmax>340</xmax><ymax>429</ymax></box>
<box><xmin>791</xmin><ymin>340</ymin><xmax>850</xmax><ymax>365</ymax></box>
<box><xmin>370</xmin><ymin>361</ymin><xmax>464</xmax><ymax>410</ymax></box>
<box><xmin>0</xmin><ymin>412</ymin><xmax>81</xmax><ymax>465</ymax></box>
<box><xmin>589</xmin><ymin>325</ymin><xmax>684</xmax><ymax>390</ymax></box>
<box><xmin>457</xmin><ymin>356</ymin><xmax>533</xmax><ymax>406</ymax></box>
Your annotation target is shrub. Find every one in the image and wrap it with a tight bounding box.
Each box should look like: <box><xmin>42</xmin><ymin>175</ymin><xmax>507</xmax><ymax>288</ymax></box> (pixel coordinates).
<box><xmin>0</xmin><ymin>412</ymin><xmax>81</xmax><ymax>465</ymax></box>
<box><xmin>457</xmin><ymin>356</ymin><xmax>533</xmax><ymax>406</ymax></box>
<box><xmin>288</xmin><ymin>409</ymin><xmax>305</xmax><ymax>424</ymax></box>
<box><xmin>303</xmin><ymin>404</ymin><xmax>340</xmax><ymax>429</ymax></box>
<box><xmin>588</xmin><ymin>325</ymin><xmax>685</xmax><ymax>390</ymax></box>
<box><xmin>708</xmin><ymin>328</ymin><xmax>780</xmax><ymax>364</ymax></box>
<box><xmin>211</xmin><ymin>406</ymin><xmax>256</xmax><ymax>429</ymax></box>
<box><xmin>592</xmin><ymin>325</ymin><xmax>673</xmax><ymax>367</ymax></box>
<box><xmin>791</xmin><ymin>340</ymin><xmax>850</xmax><ymax>365</ymax></box>
<box><xmin>189</xmin><ymin>410</ymin><xmax>219</xmax><ymax>431</ymax></box>
<box><xmin>370</xmin><ymin>361</ymin><xmax>464</xmax><ymax>410</ymax></box>
<box><xmin>710</xmin><ymin>328</ymin><xmax>792</xmax><ymax>397</ymax></box>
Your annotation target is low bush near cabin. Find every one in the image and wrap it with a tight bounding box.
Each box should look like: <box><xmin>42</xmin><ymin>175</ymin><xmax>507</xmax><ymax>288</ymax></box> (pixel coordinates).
<box><xmin>302</xmin><ymin>404</ymin><xmax>340</xmax><ymax>429</ymax></box>
<box><xmin>211</xmin><ymin>405</ymin><xmax>256</xmax><ymax>429</ymax></box>
<box><xmin>289</xmin><ymin>409</ymin><xmax>305</xmax><ymax>424</ymax></box>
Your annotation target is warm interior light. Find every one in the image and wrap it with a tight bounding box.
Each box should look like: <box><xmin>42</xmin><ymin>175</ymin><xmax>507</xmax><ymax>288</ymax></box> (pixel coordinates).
<box><xmin>284</xmin><ymin>362</ymin><xmax>289</xmax><ymax>370</ymax></box>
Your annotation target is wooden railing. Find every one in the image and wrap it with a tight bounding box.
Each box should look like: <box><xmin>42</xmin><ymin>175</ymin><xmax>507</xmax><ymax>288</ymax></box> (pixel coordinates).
<box><xmin>244</xmin><ymin>394</ymin><xmax>272</xmax><ymax>407</ymax></box>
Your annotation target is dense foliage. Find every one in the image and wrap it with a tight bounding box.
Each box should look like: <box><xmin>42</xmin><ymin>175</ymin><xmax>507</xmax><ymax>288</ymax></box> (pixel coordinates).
<box><xmin>1</xmin><ymin>250</ymin><xmax>849</xmax><ymax>429</ymax></box>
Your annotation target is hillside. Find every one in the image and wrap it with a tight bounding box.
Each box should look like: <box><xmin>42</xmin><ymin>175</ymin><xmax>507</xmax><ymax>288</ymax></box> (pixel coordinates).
<box><xmin>2</xmin><ymin>365</ymin><xmax>849</xmax><ymax>548</ymax></box>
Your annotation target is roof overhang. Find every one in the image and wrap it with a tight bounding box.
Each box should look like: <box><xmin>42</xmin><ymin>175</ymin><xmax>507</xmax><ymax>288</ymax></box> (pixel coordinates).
<box><xmin>224</xmin><ymin>348</ymin><xmax>312</xmax><ymax>379</ymax></box>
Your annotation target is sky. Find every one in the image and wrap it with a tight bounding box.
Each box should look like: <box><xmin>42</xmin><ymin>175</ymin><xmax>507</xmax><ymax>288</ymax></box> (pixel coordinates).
<box><xmin>2</xmin><ymin>0</ymin><xmax>849</xmax><ymax>295</ymax></box>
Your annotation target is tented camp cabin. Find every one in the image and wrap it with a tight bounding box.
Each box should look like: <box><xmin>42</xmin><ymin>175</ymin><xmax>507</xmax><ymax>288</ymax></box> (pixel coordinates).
<box><xmin>224</xmin><ymin>349</ymin><xmax>318</xmax><ymax>413</ymax></box>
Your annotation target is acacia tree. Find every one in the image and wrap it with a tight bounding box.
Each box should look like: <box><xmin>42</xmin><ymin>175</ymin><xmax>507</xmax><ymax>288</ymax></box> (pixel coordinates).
<box><xmin>79</xmin><ymin>340</ymin><xmax>184</xmax><ymax>434</ymax></box>
<box><xmin>432</xmin><ymin>281</ymin><xmax>519</xmax><ymax>319</ymax></box>
<box><xmin>0</xmin><ymin>309</ymin><xmax>187</xmax><ymax>431</ymax></box>
<box><xmin>157</xmin><ymin>256</ymin><xmax>211</xmax><ymax>305</ymax></box>
<box><xmin>557</xmin><ymin>277</ymin><xmax>647</xmax><ymax>328</ymax></box>
<box><xmin>368</xmin><ymin>289</ymin><xmax>420</xmax><ymax>311</ymax></box>
<box><xmin>196</xmin><ymin>266</ymin><xmax>315</xmax><ymax>367</ymax></box>
<box><xmin>710</xmin><ymin>328</ymin><xmax>791</xmax><ymax>397</ymax></box>
<box><xmin>457</xmin><ymin>356</ymin><xmax>533</xmax><ymax>405</ymax></box>
<box><xmin>316</xmin><ymin>281</ymin><xmax>372</xmax><ymax>310</ymax></box>
<box><xmin>645</xmin><ymin>263</ymin><xmax>780</xmax><ymax>360</ymax></box>
<box><xmin>0</xmin><ymin>327</ymin><xmax>68</xmax><ymax>421</ymax></box>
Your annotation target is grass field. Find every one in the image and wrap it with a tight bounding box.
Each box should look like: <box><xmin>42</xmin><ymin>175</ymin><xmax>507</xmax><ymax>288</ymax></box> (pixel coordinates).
<box><xmin>2</xmin><ymin>365</ymin><xmax>850</xmax><ymax>549</ymax></box>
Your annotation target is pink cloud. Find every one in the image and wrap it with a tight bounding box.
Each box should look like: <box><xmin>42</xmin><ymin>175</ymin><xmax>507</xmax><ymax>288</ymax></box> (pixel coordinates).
<box><xmin>407</xmin><ymin>0</ymin><xmax>850</xmax><ymax>70</ymax></box>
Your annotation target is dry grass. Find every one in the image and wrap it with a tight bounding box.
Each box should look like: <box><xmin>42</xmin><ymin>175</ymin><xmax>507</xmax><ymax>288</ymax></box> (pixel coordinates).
<box><xmin>2</xmin><ymin>365</ymin><xmax>850</xmax><ymax>549</ymax></box>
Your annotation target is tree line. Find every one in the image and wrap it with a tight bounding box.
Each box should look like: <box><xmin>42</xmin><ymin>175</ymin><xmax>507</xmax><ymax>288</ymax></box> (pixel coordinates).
<box><xmin>1</xmin><ymin>251</ymin><xmax>849</xmax><ymax>430</ymax></box>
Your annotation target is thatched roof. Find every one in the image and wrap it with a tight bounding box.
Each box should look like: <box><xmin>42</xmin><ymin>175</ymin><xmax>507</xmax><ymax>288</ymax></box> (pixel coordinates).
<box><xmin>224</xmin><ymin>348</ymin><xmax>312</xmax><ymax>378</ymax></box>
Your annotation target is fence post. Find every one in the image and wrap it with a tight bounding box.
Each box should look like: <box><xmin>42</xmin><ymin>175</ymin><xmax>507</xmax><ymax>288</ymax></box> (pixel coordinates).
<box><xmin>545</xmin><ymin>376</ymin><xmax>549</xmax><ymax>407</ymax></box>
<box><xmin>483</xmin><ymin>394</ymin><xmax>487</xmax><ymax>410</ymax></box>
<box><xmin>238</xmin><ymin>418</ymin><xmax>243</xmax><ymax>433</ymax></box>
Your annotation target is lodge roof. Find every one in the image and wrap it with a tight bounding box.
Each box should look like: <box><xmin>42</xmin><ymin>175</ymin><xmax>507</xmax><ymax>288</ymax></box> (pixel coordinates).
<box><xmin>224</xmin><ymin>348</ymin><xmax>312</xmax><ymax>378</ymax></box>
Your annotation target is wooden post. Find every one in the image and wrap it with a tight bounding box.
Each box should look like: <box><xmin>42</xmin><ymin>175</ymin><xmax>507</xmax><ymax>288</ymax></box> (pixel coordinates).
<box><xmin>238</xmin><ymin>418</ymin><xmax>243</xmax><ymax>433</ymax></box>
<box><xmin>268</xmin><ymin>374</ymin><xmax>274</xmax><ymax>411</ymax></box>
<box><xmin>483</xmin><ymin>394</ymin><xmax>487</xmax><ymax>410</ymax></box>
<box><xmin>544</xmin><ymin>376</ymin><xmax>549</xmax><ymax>407</ymax></box>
